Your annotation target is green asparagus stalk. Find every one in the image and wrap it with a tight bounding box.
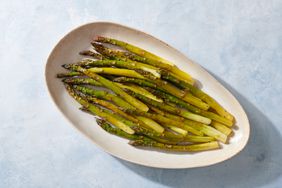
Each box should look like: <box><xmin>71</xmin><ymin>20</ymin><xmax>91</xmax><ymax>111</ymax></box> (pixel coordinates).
<box><xmin>108</xmin><ymin>111</ymin><xmax>162</xmax><ymax>138</ymax></box>
<box><xmin>79</xmin><ymin>50</ymin><xmax>103</xmax><ymax>59</ymax></box>
<box><xmin>161</xmin><ymin>131</ymin><xmax>215</xmax><ymax>143</ymax></box>
<box><xmin>95</xmin><ymin>36</ymin><xmax>195</xmax><ymax>84</ymax></box>
<box><xmin>97</xmin><ymin>119</ymin><xmax>141</xmax><ymax>140</ymax></box>
<box><xmin>126</xmin><ymin>90</ymin><xmax>211</xmax><ymax>124</ymax></box>
<box><xmin>81</xmin><ymin>94</ymin><xmax>139</xmax><ymax>123</ymax></box>
<box><xmin>124</xmin><ymin>110</ymin><xmax>203</xmax><ymax>136</ymax></box>
<box><xmin>65</xmin><ymin>84</ymin><xmax>134</xmax><ymax>134</ymax></box>
<box><xmin>88</xmin><ymin>67</ymin><xmax>145</xmax><ymax>79</ymax></box>
<box><xmin>161</xmin><ymin>132</ymin><xmax>182</xmax><ymax>140</ymax></box>
<box><xmin>72</xmin><ymin>85</ymin><xmax>135</xmax><ymax>110</ymax></box>
<box><xmin>113</xmin><ymin>77</ymin><xmax>209</xmax><ymax>110</ymax></box>
<box><xmin>150</xmin><ymin>79</ymin><xmax>187</xmax><ymax>98</ymax></box>
<box><xmin>164</xmin><ymin>125</ymin><xmax>188</xmax><ymax>136</ymax></box>
<box><xmin>115</xmin><ymin>83</ymin><xmax>163</xmax><ymax>103</ymax></box>
<box><xmin>129</xmin><ymin>140</ymin><xmax>220</xmax><ymax>152</ymax></box>
<box><xmin>78</xmin><ymin>58</ymin><xmax>161</xmax><ymax>78</ymax></box>
<box><xmin>57</xmin><ymin>72</ymin><xmax>82</xmax><ymax>78</ymax></box>
<box><xmin>187</xmin><ymin>122</ymin><xmax>227</xmax><ymax>143</ymax></box>
<box><xmin>149</xmin><ymin>88</ymin><xmax>233</xmax><ymax>126</ymax></box>
<box><xmin>62</xmin><ymin>64</ymin><xmax>149</xmax><ymax>112</ymax></box>
<box><xmin>149</xmin><ymin>106</ymin><xmax>165</xmax><ymax>115</ymax></box>
<box><xmin>162</xmin><ymin>73</ymin><xmax>234</xmax><ymax>121</ymax></box>
<box><xmin>183</xmin><ymin>135</ymin><xmax>215</xmax><ymax>143</ymax></box>
<box><xmin>149</xmin><ymin>106</ymin><xmax>185</xmax><ymax>121</ymax></box>
<box><xmin>211</xmin><ymin>121</ymin><xmax>232</xmax><ymax>136</ymax></box>
<box><xmin>63</xmin><ymin>77</ymin><xmax>102</xmax><ymax>86</ymax></box>
<box><xmin>127</xmin><ymin>84</ymin><xmax>163</xmax><ymax>102</ymax></box>
<box><xmin>136</xmin><ymin>116</ymin><xmax>164</xmax><ymax>133</ymax></box>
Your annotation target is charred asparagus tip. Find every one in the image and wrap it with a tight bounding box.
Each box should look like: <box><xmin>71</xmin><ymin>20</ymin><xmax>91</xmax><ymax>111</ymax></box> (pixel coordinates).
<box><xmin>128</xmin><ymin>140</ymin><xmax>139</xmax><ymax>146</ymax></box>
<box><xmin>91</xmin><ymin>41</ymin><xmax>101</xmax><ymax>46</ymax></box>
<box><xmin>95</xmin><ymin>36</ymin><xmax>105</xmax><ymax>41</ymax></box>
<box><xmin>62</xmin><ymin>64</ymin><xmax>70</xmax><ymax>69</ymax></box>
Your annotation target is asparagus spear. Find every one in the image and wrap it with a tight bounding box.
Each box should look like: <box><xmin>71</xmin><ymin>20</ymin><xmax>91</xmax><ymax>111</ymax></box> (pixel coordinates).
<box><xmin>211</xmin><ymin>121</ymin><xmax>232</xmax><ymax>136</ymax></box>
<box><xmin>130</xmin><ymin>140</ymin><xmax>220</xmax><ymax>152</ymax></box>
<box><xmin>187</xmin><ymin>122</ymin><xmax>228</xmax><ymax>143</ymax></box>
<box><xmin>57</xmin><ymin>72</ymin><xmax>82</xmax><ymax>78</ymax></box>
<box><xmin>113</xmin><ymin>77</ymin><xmax>209</xmax><ymax>110</ymax></box>
<box><xmin>72</xmin><ymin>85</ymin><xmax>135</xmax><ymax>110</ymax></box>
<box><xmin>136</xmin><ymin>116</ymin><xmax>164</xmax><ymax>133</ymax></box>
<box><xmin>79</xmin><ymin>50</ymin><xmax>103</xmax><ymax>59</ymax></box>
<box><xmin>162</xmin><ymin>131</ymin><xmax>184</xmax><ymax>139</ymax></box>
<box><xmin>95</xmin><ymin>36</ymin><xmax>195</xmax><ymax>84</ymax></box>
<box><xmin>162</xmin><ymin>73</ymin><xmax>234</xmax><ymax>121</ymax></box>
<box><xmin>127</xmin><ymin>84</ymin><xmax>163</xmax><ymax>102</ymax></box>
<box><xmin>164</xmin><ymin>125</ymin><xmax>188</xmax><ymax>136</ymax></box>
<box><xmin>149</xmin><ymin>106</ymin><xmax>186</xmax><ymax>121</ymax></box>
<box><xmin>149</xmin><ymin>88</ymin><xmax>233</xmax><ymax>126</ymax></box>
<box><xmin>97</xmin><ymin>119</ymin><xmax>141</xmax><ymax>140</ymax></box>
<box><xmin>124</xmin><ymin>110</ymin><xmax>203</xmax><ymax>136</ymax></box>
<box><xmin>108</xmin><ymin>111</ymin><xmax>162</xmax><ymax>138</ymax></box>
<box><xmin>161</xmin><ymin>131</ymin><xmax>215</xmax><ymax>143</ymax></box>
<box><xmin>115</xmin><ymin>83</ymin><xmax>163</xmax><ymax>103</ymax></box>
<box><xmin>63</xmin><ymin>77</ymin><xmax>102</xmax><ymax>86</ymax></box>
<box><xmin>88</xmin><ymin>67</ymin><xmax>145</xmax><ymax>79</ymax></box>
<box><xmin>62</xmin><ymin>64</ymin><xmax>149</xmax><ymax>112</ymax></box>
<box><xmin>126</xmin><ymin>89</ymin><xmax>211</xmax><ymax>124</ymax></box>
<box><xmin>182</xmin><ymin>135</ymin><xmax>215</xmax><ymax>143</ymax></box>
<box><xmin>65</xmin><ymin>84</ymin><xmax>134</xmax><ymax>134</ymax></box>
<box><xmin>78</xmin><ymin>58</ymin><xmax>161</xmax><ymax>78</ymax></box>
<box><xmin>81</xmin><ymin>94</ymin><xmax>139</xmax><ymax>123</ymax></box>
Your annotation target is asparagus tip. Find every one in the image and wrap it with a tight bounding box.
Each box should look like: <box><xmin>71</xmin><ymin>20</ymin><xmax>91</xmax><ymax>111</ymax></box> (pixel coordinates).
<box><xmin>128</xmin><ymin>140</ymin><xmax>139</xmax><ymax>146</ymax></box>
<box><xmin>79</xmin><ymin>50</ymin><xmax>91</xmax><ymax>55</ymax></box>
<box><xmin>96</xmin><ymin>118</ymin><xmax>104</xmax><ymax>125</ymax></box>
<box><xmin>91</xmin><ymin>42</ymin><xmax>104</xmax><ymax>49</ymax></box>
<box><xmin>79</xmin><ymin>107</ymin><xmax>93</xmax><ymax>115</ymax></box>
<box><xmin>63</xmin><ymin>83</ymin><xmax>72</xmax><ymax>92</ymax></box>
<box><xmin>72</xmin><ymin>84</ymin><xmax>78</xmax><ymax>89</ymax></box>
<box><xmin>94</xmin><ymin>36</ymin><xmax>105</xmax><ymax>41</ymax></box>
<box><xmin>56</xmin><ymin>73</ymin><xmax>64</xmax><ymax>78</ymax></box>
<box><xmin>62</xmin><ymin>64</ymin><xmax>70</xmax><ymax>69</ymax></box>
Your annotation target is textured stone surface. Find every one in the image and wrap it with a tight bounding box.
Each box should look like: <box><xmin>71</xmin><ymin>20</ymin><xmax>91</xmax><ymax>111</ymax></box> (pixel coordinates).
<box><xmin>1</xmin><ymin>0</ymin><xmax>282</xmax><ymax>187</ymax></box>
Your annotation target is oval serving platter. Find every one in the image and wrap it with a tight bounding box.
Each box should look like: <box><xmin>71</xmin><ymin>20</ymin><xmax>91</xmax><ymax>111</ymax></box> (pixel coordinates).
<box><xmin>45</xmin><ymin>22</ymin><xmax>250</xmax><ymax>169</ymax></box>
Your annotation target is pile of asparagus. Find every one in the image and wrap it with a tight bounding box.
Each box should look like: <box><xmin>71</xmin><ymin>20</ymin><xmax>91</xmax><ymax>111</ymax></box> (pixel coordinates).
<box><xmin>57</xmin><ymin>36</ymin><xmax>235</xmax><ymax>152</ymax></box>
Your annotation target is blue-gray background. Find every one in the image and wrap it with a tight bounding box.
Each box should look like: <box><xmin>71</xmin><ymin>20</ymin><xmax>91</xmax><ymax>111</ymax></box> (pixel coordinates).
<box><xmin>1</xmin><ymin>0</ymin><xmax>281</xmax><ymax>187</ymax></box>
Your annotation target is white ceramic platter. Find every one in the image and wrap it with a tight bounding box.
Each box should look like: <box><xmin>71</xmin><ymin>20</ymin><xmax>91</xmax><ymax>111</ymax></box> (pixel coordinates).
<box><xmin>45</xmin><ymin>22</ymin><xmax>250</xmax><ymax>169</ymax></box>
